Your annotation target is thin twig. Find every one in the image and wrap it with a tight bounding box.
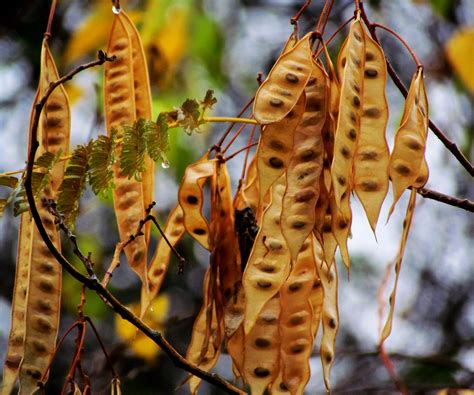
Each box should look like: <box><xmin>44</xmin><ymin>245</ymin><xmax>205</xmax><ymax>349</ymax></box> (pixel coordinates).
<box><xmin>417</xmin><ymin>187</ymin><xmax>474</xmax><ymax>212</ymax></box>
<box><xmin>240</xmin><ymin>124</ymin><xmax>258</xmax><ymax>181</ymax></box>
<box><xmin>24</xmin><ymin>53</ymin><xmax>244</xmax><ymax>395</ymax></box>
<box><xmin>359</xmin><ymin>3</ymin><xmax>474</xmax><ymax>177</ymax></box>
<box><xmin>224</xmin><ymin>142</ymin><xmax>259</xmax><ymax>162</ymax></box>
<box><xmin>291</xmin><ymin>0</ymin><xmax>312</xmax><ymax>25</ymax></box>
<box><xmin>45</xmin><ymin>0</ymin><xmax>57</xmax><ymax>38</ymax></box>
<box><xmin>222</xmin><ymin>123</ymin><xmax>248</xmax><ymax>154</ymax></box>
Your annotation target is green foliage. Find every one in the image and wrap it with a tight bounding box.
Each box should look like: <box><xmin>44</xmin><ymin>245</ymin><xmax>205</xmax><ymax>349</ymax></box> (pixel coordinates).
<box><xmin>120</xmin><ymin>120</ymin><xmax>151</xmax><ymax>180</ymax></box>
<box><xmin>89</xmin><ymin>129</ymin><xmax>117</xmax><ymax>195</ymax></box>
<box><xmin>13</xmin><ymin>150</ymin><xmax>62</xmax><ymax>216</ymax></box>
<box><xmin>145</xmin><ymin>114</ymin><xmax>169</xmax><ymax>163</ymax></box>
<box><xmin>57</xmin><ymin>144</ymin><xmax>91</xmax><ymax>226</ymax></box>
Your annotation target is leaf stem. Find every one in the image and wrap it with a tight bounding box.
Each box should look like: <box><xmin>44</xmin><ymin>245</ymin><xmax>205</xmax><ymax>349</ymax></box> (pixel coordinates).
<box><xmin>204</xmin><ymin>116</ymin><xmax>258</xmax><ymax>125</ymax></box>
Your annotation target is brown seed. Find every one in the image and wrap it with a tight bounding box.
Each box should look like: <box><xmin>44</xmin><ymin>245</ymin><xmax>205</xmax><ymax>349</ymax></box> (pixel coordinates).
<box><xmin>353</xmin><ymin>96</ymin><xmax>361</xmax><ymax>107</ymax></box>
<box><xmin>280</xmin><ymin>382</ymin><xmax>288</xmax><ymax>390</ymax></box>
<box><xmin>38</xmin><ymin>279</ymin><xmax>54</xmax><ymax>293</ymax></box>
<box><xmin>269</xmin><ymin>157</ymin><xmax>284</xmax><ymax>168</ymax></box>
<box><xmin>329</xmin><ymin>317</ymin><xmax>337</xmax><ymax>329</ymax></box>
<box><xmin>365</xmin><ymin>68</ymin><xmax>378</xmax><ymax>78</ymax></box>
<box><xmin>366</xmin><ymin>52</ymin><xmax>375</xmax><ymax>61</ymax></box>
<box><xmin>361</xmin><ymin>180</ymin><xmax>379</xmax><ymax>192</ymax></box>
<box><xmin>339</xmin><ymin>218</ymin><xmax>348</xmax><ymax>229</ymax></box>
<box><xmin>349</xmin><ymin>111</ymin><xmax>357</xmax><ymax>123</ymax></box>
<box><xmin>290</xmin><ymin>343</ymin><xmax>306</xmax><ymax>354</ymax></box>
<box><xmin>39</xmin><ymin>261</ymin><xmax>54</xmax><ymax>273</ymax></box>
<box><xmin>353</xmin><ymin>31</ymin><xmax>362</xmax><ymax>41</ymax></box>
<box><xmin>270</xmin><ymin>98</ymin><xmax>284</xmax><ymax>107</ymax></box>
<box><xmin>300</xmin><ymin>149</ymin><xmax>316</xmax><ymax>161</ymax></box>
<box><xmin>337</xmin><ymin>175</ymin><xmax>346</xmax><ymax>186</ymax></box>
<box><xmin>364</xmin><ymin>108</ymin><xmax>381</xmax><ymax>118</ymax></box>
<box><xmin>285</xmin><ymin>73</ymin><xmax>299</xmax><ymax>83</ymax></box>
<box><xmin>292</xmin><ymin>221</ymin><xmax>306</xmax><ymax>229</ymax></box>
<box><xmin>5</xmin><ymin>353</ymin><xmax>22</xmax><ymax>368</ymax></box>
<box><xmin>269</xmin><ymin>139</ymin><xmax>285</xmax><ymax>151</ymax></box>
<box><xmin>348</xmin><ymin>128</ymin><xmax>357</xmax><ymax>141</ymax></box>
<box><xmin>257</xmin><ymin>280</ymin><xmax>272</xmax><ymax>289</ymax></box>
<box><xmin>35</xmin><ymin>316</ymin><xmax>53</xmax><ymax>333</ymax></box>
<box><xmin>25</xmin><ymin>367</ymin><xmax>42</xmax><ymax>379</ymax></box>
<box><xmin>254</xmin><ymin>367</ymin><xmax>270</xmax><ymax>378</ymax></box>
<box><xmin>395</xmin><ymin>164</ymin><xmax>411</xmax><ymax>175</ymax></box>
<box><xmin>341</xmin><ymin>57</ymin><xmax>346</xmax><ymax>67</ymax></box>
<box><xmin>193</xmin><ymin>228</ymin><xmax>207</xmax><ymax>235</ymax></box>
<box><xmin>341</xmin><ymin>146</ymin><xmax>351</xmax><ymax>159</ymax></box>
<box><xmin>322</xmin><ymin>223</ymin><xmax>332</xmax><ymax>233</ymax></box>
<box><xmin>288</xmin><ymin>281</ymin><xmax>302</xmax><ymax>292</ymax></box>
<box><xmin>360</xmin><ymin>151</ymin><xmax>378</xmax><ymax>161</ymax></box>
<box><xmin>295</xmin><ymin>188</ymin><xmax>315</xmax><ymax>202</ymax></box>
<box><xmin>289</xmin><ymin>312</ymin><xmax>307</xmax><ymax>326</ymax></box>
<box><xmin>255</xmin><ymin>337</ymin><xmax>271</xmax><ymax>348</ymax></box>
<box><xmin>187</xmin><ymin>195</ymin><xmax>199</xmax><ymax>204</ymax></box>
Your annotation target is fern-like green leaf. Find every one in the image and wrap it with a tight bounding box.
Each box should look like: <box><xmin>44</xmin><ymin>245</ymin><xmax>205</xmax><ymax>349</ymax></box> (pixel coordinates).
<box><xmin>13</xmin><ymin>150</ymin><xmax>62</xmax><ymax>216</ymax></box>
<box><xmin>120</xmin><ymin>120</ymin><xmax>147</xmax><ymax>180</ymax></box>
<box><xmin>0</xmin><ymin>175</ymin><xmax>19</xmax><ymax>189</ymax></box>
<box><xmin>89</xmin><ymin>129</ymin><xmax>116</xmax><ymax>195</ymax></box>
<box><xmin>201</xmin><ymin>89</ymin><xmax>217</xmax><ymax>111</ymax></box>
<box><xmin>179</xmin><ymin>99</ymin><xmax>202</xmax><ymax>135</ymax></box>
<box><xmin>57</xmin><ymin>144</ymin><xmax>91</xmax><ymax>226</ymax></box>
<box><xmin>145</xmin><ymin>114</ymin><xmax>169</xmax><ymax>163</ymax></box>
<box><xmin>0</xmin><ymin>199</ymin><xmax>7</xmax><ymax>217</ymax></box>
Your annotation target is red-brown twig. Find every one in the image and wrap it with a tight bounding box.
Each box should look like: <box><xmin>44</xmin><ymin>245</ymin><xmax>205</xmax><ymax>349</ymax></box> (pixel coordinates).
<box><xmin>45</xmin><ymin>0</ymin><xmax>57</xmax><ymax>38</ymax></box>
<box><xmin>291</xmin><ymin>0</ymin><xmax>312</xmax><ymax>25</ymax></box>
<box><xmin>372</xmin><ymin>23</ymin><xmax>422</xmax><ymax>68</ymax></box>
<box><xmin>224</xmin><ymin>142</ymin><xmax>259</xmax><ymax>162</ymax></box>
<box><xmin>24</xmin><ymin>53</ymin><xmax>245</xmax><ymax>395</ymax></box>
<box><xmin>379</xmin><ymin>344</ymin><xmax>408</xmax><ymax>395</ymax></box>
<box><xmin>240</xmin><ymin>124</ymin><xmax>258</xmax><ymax>181</ymax></box>
<box><xmin>359</xmin><ymin>3</ymin><xmax>474</xmax><ymax>177</ymax></box>
<box><xmin>222</xmin><ymin>123</ymin><xmax>248</xmax><ymax>154</ymax></box>
<box><xmin>417</xmin><ymin>187</ymin><xmax>474</xmax><ymax>212</ymax></box>
<box><xmin>314</xmin><ymin>16</ymin><xmax>355</xmax><ymax>58</ymax></box>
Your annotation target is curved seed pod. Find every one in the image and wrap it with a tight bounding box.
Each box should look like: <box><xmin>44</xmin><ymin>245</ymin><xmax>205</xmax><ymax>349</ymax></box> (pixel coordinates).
<box><xmin>243</xmin><ymin>295</ymin><xmax>281</xmax><ymax>395</ymax></box>
<box><xmin>226</xmin><ymin>325</ymin><xmax>245</xmax><ymax>379</ymax></box>
<box><xmin>242</xmin><ymin>175</ymin><xmax>290</xmax><ymax>334</ymax></box>
<box><xmin>256</xmin><ymin>94</ymin><xmax>306</xmax><ymax>213</ymax></box>
<box><xmin>352</xmin><ymin>29</ymin><xmax>390</xmax><ymax>232</ymax></box>
<box><xmin>210</xmin><ymin>163</ymin><xmax>241</xmax><ymax>337</ymax></box>
<box><xmin>388</xmin><ymin>68</ymin><xmax>428</xmax><ymax>216</ymax></box>
<box><xmin>317</xmin><ymin>252</ymin><xmax>339</xmax><ymax>392</ymax></box>
<box><xmin>147</xmin><ymin>204</ymin><xmax>185</xmax><ymax>304</ymax></box>
<box><xmin>412</xmin><ymin>158</ymin><xmax>429</xmax><ymax>188</ymax></box>
<box><xmin>309</xmin><ymin>240</ymin><xmax>324</xmax><ymax>338</ymax></box>
<box><xmin>120</xmin><ymin>11</ymin><xmax>155</xmax><ymax>244</ymax></box>
<box><xmin>186</xmin><ymin>270</ymin><xmax>223</xmax><ymax>394</ymax></box>
<box><xmin>330</xmin><ymin>192</ymin><xmax>352</xmax><ymax>270</ymax></box>
<box><xmin>254</xmin><ymin>32</ymin><xmax>313</xmax><ymax>125</ymax></box>
<box><xmin>19</xmin><ymin>195</ymin><xmax>62</xmax><ymax>395</ymax></box>
<box><xmin>271</xmin><ymin>370</ymin><xmax>290</xmax><ymax>394</ymax></box>
<box><xmin>239</xmin><ymin>156</ymin><xmax>259</xmax><ymax>214</ymax></box>
<box><xmin>381</xmin><ymin>189</ymin><xmax>417</xmax><ymax>343</ymax></box>
<box><xmin>16</xmin><ymin>39</ymin><xmax>69</xmax><ymax>394</ymax></box>
<box><xmin>178</xmin><ymin>156</ymin><xmax>217</xmax><ymax>250</ymax></box>
<box><xmin>2</xmin><ymin>215</ymin><xmax>33</xmax><ymax>395</ymax></box>
<box><xmin>281</xmin><ymin>63</ymin><xmax>326</xmax><ymax>262</ymax></box>
<box><xmin>104</xmin><ymin>13</ymin><xmax>150</xmax><ymax>308</ymax></box>
<box><xmin>331</xmin><ymin>17</ymin><xmax>366</xmax><ymax>208</ymax></box>
<box><xmin>279</xmin><ymin>238</ymin><xmax>315</xmax><ymax>394</ymax></box>
<box><xmin>38</xmin><ymin>39</ymin><xmax>71</xmax><ymax>193</ymax></box>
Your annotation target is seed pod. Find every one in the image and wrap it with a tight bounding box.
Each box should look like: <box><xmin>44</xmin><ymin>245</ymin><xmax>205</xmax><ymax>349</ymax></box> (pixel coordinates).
<box><xmin>239</xmin><ymin>156</ymin><xmax>259</xmax><ymax>214</ymax></box>
<box><xmin>147</xmin><ymin>204</ymin><xmax>185</xmax><ymax>304</ymax></box>
<box><xmin>271</xmin><ymin>371</ymin><xmax>290</xmax><ymax>394</ymax></box>
<box><xmin>186</xmin><ymin>270</ymin><xmax>223</xmax><ymax>394</ymax></box>
<box><xmin>242</xmin><ymin>176</ymin><xmax>290</xmax><ymax>334</ymax></box>
<box><xmin>331</xmin><ymin>17</ymin><xmax>366</xmax><ymax>208</ymax></box>
<box><xmin>226</xmin><ymin>325</ymin><xmax>245</xmax><ymax>379</ymax></box>
<box><xmin>317</xmin><ymin>250</ymin><xmax>339</xmax><ymax>392</ymax></box>
<box><xmin>309</xmin><ymin>240</ymin><xmax>324</xmax><ymax>338</ymax></box>
<box><xmin>381</xmin><ymin>189</ymin><xmax>416</xmax><ymax>343</ymax></box>
<box><xmin>2</xmin><ymin>215</ymin><xmax>33</xmax><ymax>395</ymax></box>
<box><xmin>330</xmin><ymin>192</ymin><xmax>352</xmax><ymax>270</ymax></box>
<box><xmin>210</xmin><ymin>162</ymin><xmax>241</xmax><ymax>337</ymax></box>
<box><xmin>256</xmin><ymin>94</ymin><xmax>306</xmax><ymax>214</ymax></box>
<box><xmin>388</xmin><ymin>68</ymin><xmax>429</xmax><ymax>216</ymax></box>
<box><xmin>120</xmin><ymin>11</ymin><xmax>155</xmax><ymax>244</ymax></box>
<box><xmin>254</xmin><ymin>32</ymin><xmax>313</xmax><ymax>124</ymax></box>
<box><xmin>281</xmin><ymin>62</ymin><xmax>326</xmax><ymax>262</ymax></box>
<box><xmin>178</xmin><ymin>156</ymin><xmax>217</xmax><ymax>250</ymax></box>
<box><xmin>243</xmin><ymin>295</ymin><xmax>281</xmax><ymax>395</ymax></box>
<box><xmin>412</xmin><ymin>158</ymin><xmax>429</xmax><ymax>188</ymax></box>
<box><xmin>104</xmin><ymin>13</ymin><xmax>149</xmax><ymax>308</ymax></box>
<box><xmin>279</xmin><ymin>238</ymin><xmax>315</xmax><ymax>394</ymax></box>
<box><xmin>19</xmin><ymin>195</ymin><xmax>62</xmax><ymax>394</ymax></box>
<box><xmin>16</xmin><ymin>38</ymin><xmax>69</xmax><ymax>394</ymax></box>
<box><xmin>352</xmin><ymin>28</ymin><xmax>390</xmax><ymax>232</ymax></box>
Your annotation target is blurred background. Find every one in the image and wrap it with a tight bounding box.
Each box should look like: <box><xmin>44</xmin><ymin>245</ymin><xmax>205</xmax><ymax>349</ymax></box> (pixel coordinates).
<box><xmin>0</xmin><ymin>0</ymin><xmax>473</xmax><ymax>393</ymax></box>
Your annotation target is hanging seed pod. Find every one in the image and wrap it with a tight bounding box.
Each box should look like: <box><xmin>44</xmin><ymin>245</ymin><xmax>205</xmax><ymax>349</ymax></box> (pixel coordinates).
<box><xmin>388</xmin><ymin>67</ymin><xmax>429</xmax><ymax>217</ymax></box>
<box><xmin>317</xmin><ymin>243</ymin><xmax>339</xmax><ymax>392</ymax></box>
<box><xmin>186</xmin><ymin>270</ymin><xmax>223</xmax><ymax>394</ymax></box>
<box><xmin>226</xmin><ymin>325</ymin><xmax>245</xmax><ymax>379</ymax></box>
<box><xmin>120</xmin><ymin>11</ymin><xmax>155</xmax><ymax>244</ymax></box>
<box><xmin>330</xmin><ymin>192</ymin><xmax>352</xmax><ymax>270</ymax></box>
<box><xmin>279</xmin><ymin>238</ymin><xmax>315</xmax><ymax>394</ymax></box>
<box><xmin>243</xmin><ymin>295</ymin><xmax>281</xmax><ymax>395</ymax></box>
<box><xmin>351</xmin><ymin>28</ymin><xmax>390</xmax><ymax>232</ymax></box>
<box><xmin>281</xmin><ymin>62</ymin><xmax>327</xmax><ymax>262</ymax></box>
<box><xmin>331</xmin><ymin>16</ymin><xmax>366</xmax><ymax>208</ymax></box>
<box><xmin>16</xmin><ymin>37</ymin><xmax>70</xmax><ymax>394</ymax></box>
<box><xmin>2</xmin><ymin>215</ymin><xmax>33</xmax><ymax>395</ymax></box>
<box><xmin>146</xmin><ymin>204</ymin><xmax>185</xmax><ymax>305</ymax></box>
<box><xmin>254</xmin><ymin>32</ymin><xmax>313</xmax><ymax>125</ymax></box>
<box><xmin>242</xmin><ymin>175</ymin><xmax>290</xmax><ymax>334</ymax></box>
<box><xmin>309</xmin><ymin>240</ymin><xmax>324</xmax><ymax>338</ymax></box>
<box><xmin>381</xmin><ymin>189</ymin><xmax>417</xmax><ymax>343</ymax></box>
<box><xmin>104</xmin><ymin>12</ymin><xmax>150</xmax><ymax>310</ymax></box>
<box><xmin>256</xmin><ymin>94</ymin><xmax>306</xmax><ymax>215</ymax></box>
<box><xmin>178</xmin><ymin>156</ymin><xmax>217</xmax><ymax>250</ymax></box>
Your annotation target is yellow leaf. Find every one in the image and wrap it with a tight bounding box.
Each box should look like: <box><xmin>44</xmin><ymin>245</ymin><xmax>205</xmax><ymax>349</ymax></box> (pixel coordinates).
<box><xmin>115</xmin><ymin>294</ymin><xmax>169</xmax><ymax>361</ymax></box>
<box><xmin>445</xmin><ymin>27</ymin><xmax>474</xmax><ymax>93</ymax></box>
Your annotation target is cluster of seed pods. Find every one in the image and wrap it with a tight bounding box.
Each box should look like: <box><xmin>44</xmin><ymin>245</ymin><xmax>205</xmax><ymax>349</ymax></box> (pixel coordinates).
<box><xmin>173</xmin><ymin>13</ymin><xmax>429</xmax><ymax>394</ymax></box>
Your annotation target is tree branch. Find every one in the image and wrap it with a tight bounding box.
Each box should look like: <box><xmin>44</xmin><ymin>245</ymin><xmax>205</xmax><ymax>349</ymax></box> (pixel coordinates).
<box><xmin>24</xmin><ymin>53</ymin><xmax>245</xmax><ymax>395</ymax></box>
<box><xmin>359</xmin><ymin>3</ymin><xmax>474</xmax><ymax>177</ymax></box>
<box><xmin>417</xmin><ymin>187</ymin><xmax>474</xmax><ymax>212</ymax></box>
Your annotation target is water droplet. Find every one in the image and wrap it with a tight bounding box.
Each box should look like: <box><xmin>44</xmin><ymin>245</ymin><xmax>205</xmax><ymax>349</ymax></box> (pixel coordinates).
<box><xmin>112</xmin><ymin>5</ymin><xmax>121</xmax><ymax>14</ymax></box>
<box><xmin>161</xmin><ymin>160</ymin><xmax>170</xmax><ymax>169</ymax></box>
